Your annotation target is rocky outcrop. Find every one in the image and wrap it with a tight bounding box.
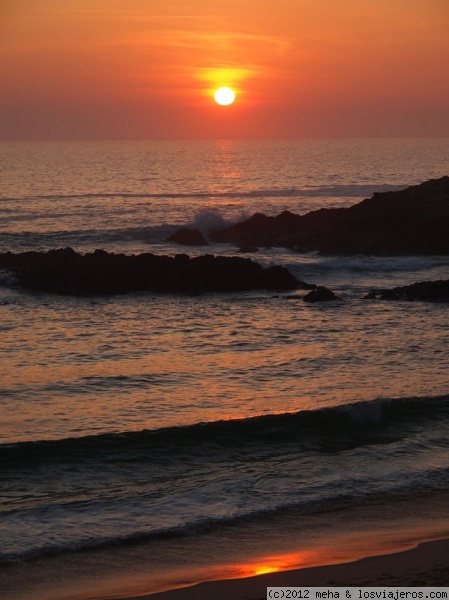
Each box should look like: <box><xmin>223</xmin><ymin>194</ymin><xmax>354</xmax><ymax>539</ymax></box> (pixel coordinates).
<box><xmin>210</xmin><ymin>177</ymin><xmax>449</xmax><ymax>255</ymax></box>
<box><xmin>166</xmin><ymin>228</ymin><xmax>208</xmax><ymax>246</ymax></box>
<box><xmin>0</xmin><ymin>248</ymin><xmax>307</xmax><ymax>296</ymax></box>
<box><xmin>303</xmin><ymin>286</ymin><xmax>339</xmax><ymax>302</ymax></box>
<box><xmin>366</xmin><ymin>280</ymin><xmax>449</xmax><ymax>302</ymax></box>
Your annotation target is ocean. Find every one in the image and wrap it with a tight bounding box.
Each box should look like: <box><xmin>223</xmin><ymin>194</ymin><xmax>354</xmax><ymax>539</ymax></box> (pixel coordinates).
<box><xmin>1</xmin><ymin>138</ymin><xmax>449</xmax><ymax>599</ymax></box>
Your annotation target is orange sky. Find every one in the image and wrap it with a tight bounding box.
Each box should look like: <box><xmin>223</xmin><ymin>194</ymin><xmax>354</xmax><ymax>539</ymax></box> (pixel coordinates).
<box><xmin>1</xmin><ymin>0</ymin><xmax>448</xmax><ymax>140</ymax></box>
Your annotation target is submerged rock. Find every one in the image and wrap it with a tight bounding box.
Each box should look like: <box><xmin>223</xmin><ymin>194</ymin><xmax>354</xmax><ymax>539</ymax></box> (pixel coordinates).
<box><xmin>210</xmin><ymin>177</ymin><xmax>449</xmax><ymax>255</ymax></box>
<box><xmin>237</xmin><ymin>245</ymin><xmax>259</xmax><ymax>253</ymax></box>
<box><xmin>303</xmin><ymin>286</ymin><xmax>339</xmax><ymax>302</ymax></box>
<box><xmin>166</xmin><ymin>228</ymin><xmax>208</xmax><ymax>246</ymax></box>
<box><xmin>0</xmin><ymin>248</ymin><xmax>306</xmax><ymax>296</ymax></box>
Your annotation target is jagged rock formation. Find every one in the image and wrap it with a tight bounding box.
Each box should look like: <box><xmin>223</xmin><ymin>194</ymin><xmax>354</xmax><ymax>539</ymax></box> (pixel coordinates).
<box><xmin>210</xmin><ymin>177</ymin><xmax>449</xmax><ymax>255</ymax></box>
<box><xmin>0</xmin><ymin>248</ymin><xmax>306</xmax><ymax>296</ymax></box>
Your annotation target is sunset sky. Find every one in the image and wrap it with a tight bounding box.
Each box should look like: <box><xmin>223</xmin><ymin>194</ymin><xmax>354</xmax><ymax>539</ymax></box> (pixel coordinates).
<box><xmin>1</xmin><ymin>0</ymin><xmax>448</xmax><ymax>140</ymax></box>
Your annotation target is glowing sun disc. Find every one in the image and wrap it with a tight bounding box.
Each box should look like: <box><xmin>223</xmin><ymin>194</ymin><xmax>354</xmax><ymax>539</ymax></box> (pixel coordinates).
<box><xmin>214</xmin><ymin>87</ymin><xmax>236</xmax><ymax>106</ymax></box>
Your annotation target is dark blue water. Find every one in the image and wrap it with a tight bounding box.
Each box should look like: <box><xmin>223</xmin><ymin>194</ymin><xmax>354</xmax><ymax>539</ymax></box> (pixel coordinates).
<box><xmin>2</xmin><ymin>395</ymin><xmax>449</xmax><ymax>566</ymax></box>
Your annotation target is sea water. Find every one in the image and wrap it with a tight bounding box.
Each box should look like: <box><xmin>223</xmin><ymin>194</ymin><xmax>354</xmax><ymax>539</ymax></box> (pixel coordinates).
<box><xmin>1</xmin><ymin>138</ymin><xmax>449</xmax><ymax>599</ymax></box>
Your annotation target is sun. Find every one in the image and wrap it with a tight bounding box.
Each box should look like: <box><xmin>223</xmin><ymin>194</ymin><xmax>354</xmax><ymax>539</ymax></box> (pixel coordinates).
<box><xmin>214</xmin><ymin>87</ymin><xmax>236</xmax><ymax>106</ymax></box>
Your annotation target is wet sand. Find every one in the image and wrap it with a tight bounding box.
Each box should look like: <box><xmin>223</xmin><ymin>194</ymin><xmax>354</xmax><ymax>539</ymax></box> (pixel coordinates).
<box><xmin>122</xmin><ymin>538</ymin><xmax>449</xmax><ymax>600</ymax></box>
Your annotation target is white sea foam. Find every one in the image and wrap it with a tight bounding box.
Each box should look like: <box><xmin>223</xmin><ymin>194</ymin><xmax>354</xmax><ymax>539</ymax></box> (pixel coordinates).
<box><xmin>190</xmin><ymin>208</ymin><xmax>249</xmax><ymax>236</ymax></box>
<box><xmin>0</xmin><ymin>270</ymin><xmax>17</xmax><ymax>286</ymax></box>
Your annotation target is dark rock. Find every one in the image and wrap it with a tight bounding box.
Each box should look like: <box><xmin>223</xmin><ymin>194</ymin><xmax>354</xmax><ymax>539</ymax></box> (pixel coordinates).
<box><xmin>166</xmin><ymin>228</ymin><xmax>208</xmax><ymax>246</ymax></box>
<box><xmin>303</xmin><ymin>286</ymin><xmax>339</xmax><ymax>302</ymax></box>
<box><xmin>211</xmin><ymin>177</ymin><xmax>449</xmax><ymax>255</ymax></box>
<box><xmin>364</xmin><ymin>290</ymin><xmax>378</xmax><ymax>299</ymax></box>
<box><xmin>0</xmin><ymin>248</ymin><xmax>301</xmax><ymax>296</ymax></box>
<box><xmin>237</xmin><ymin>245</ymin><xmax>259</xmax><ymax>253</ymax></box>
<box><xmin>368</xmin><ymin>279</ymin><xmax>449</xmax><ymax>302</ymax></box>
<box><xmin>212</xmin><ymin>210</ymin><xmax>302</xmax><ymax>249</ymax></box>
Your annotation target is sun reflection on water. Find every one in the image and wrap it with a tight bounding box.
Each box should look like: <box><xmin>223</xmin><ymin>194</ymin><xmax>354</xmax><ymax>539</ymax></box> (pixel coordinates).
<box><xmin>236</xmin><ymin>550</ymin><xmax>319</xmax><ymax>580</ymax></box>
<box><xmin>253</xmin><ymin>565</ymin><xmax>282</xmax><ymax>575</ymax></box>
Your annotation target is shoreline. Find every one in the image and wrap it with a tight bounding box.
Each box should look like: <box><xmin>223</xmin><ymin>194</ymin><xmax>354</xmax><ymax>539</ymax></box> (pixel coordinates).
<box><xmin>3</xmin><ymin>499</ymin><xmax>449</xmax><ymax>600</ymax></box>
<box><xmin>121</xmin><ymin>538</ymin><xmax>449</xmax><ymax>600</ymax></box>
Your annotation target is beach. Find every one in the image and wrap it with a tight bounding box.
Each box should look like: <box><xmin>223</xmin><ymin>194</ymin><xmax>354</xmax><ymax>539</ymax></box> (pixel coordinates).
<box><xmin>123</xmin><ymin>539</ymin><xmax>449</xmax><ymax>600</ymax></box>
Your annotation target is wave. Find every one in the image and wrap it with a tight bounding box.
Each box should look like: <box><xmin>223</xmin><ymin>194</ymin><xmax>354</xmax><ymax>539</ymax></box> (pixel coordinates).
<box><xmin>2</xmin><ymin>465</ymin><xmax>449</xmax><ymax>566</ymax></box>
<box><xmin>1</xmin><ymin>184</ymin><xmax>406</xmax><ymax>204</ymax></box>
<box><xmin>2</xmin><ymin>394</ymin><xmax>449</xmax><ymax>470</ymax></box>
<box><xmin>0</xmin><ymin>224</ymin><xmax>174</xmax><ymax>249</ymax></box>
<box><xmin>190</xmin><ymin>208</ymin><xmax>249</xmax><ymax>235</ymax></box>
<box><xmin>0</xmin><ymin>373</ymin><xmax>187</xmax><ymax>402</ymax></box>
<box><xmin>2</xmin><ymin>394</ymin><xmax>449</xmax><ymax>565</ymax></box>
<box><xmin>295</xmin><ymin>254</ymin><xmax>449</xmax><ymax>274</ymax></box>
<box><xmin>4</xmin><ymin>477</ymin><xmax>447</xmax><ymax>566</ymax></box>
